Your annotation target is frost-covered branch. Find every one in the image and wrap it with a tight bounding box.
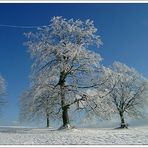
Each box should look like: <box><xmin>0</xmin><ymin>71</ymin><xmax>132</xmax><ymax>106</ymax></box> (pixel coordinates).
<box><xmin>99</xmin><ymin>61</ymin><xmax>148</xmax><ymax>128</ymax></box>
<box><xmin>23</xmin><ymin>16</ymin><xmax>105</xmax><ymax>128</ymax></box>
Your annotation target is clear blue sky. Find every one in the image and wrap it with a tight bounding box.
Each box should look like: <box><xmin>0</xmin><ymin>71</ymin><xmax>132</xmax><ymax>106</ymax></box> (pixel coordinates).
<box><xmin>0</xmin><ymin>3</ymin><xmax>148</xmax><ymax>126</ymax></box>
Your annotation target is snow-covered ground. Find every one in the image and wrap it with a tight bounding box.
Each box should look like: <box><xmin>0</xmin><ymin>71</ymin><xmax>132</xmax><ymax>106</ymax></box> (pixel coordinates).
<box><xmin>0</xmin><ymin>126</ymin><xmax>148</xmax><ymax>145</ymax></box>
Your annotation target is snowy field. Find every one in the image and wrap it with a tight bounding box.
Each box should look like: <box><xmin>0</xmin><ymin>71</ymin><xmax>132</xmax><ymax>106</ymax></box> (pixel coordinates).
<box><xmin>0</xmin><ymin>126</ymin><xmax>148</xmax><ymax>145</ymax></box>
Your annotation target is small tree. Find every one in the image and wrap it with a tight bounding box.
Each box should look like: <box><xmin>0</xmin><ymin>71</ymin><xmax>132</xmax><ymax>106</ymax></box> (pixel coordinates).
<box><xmin>19</xmin><ymin>83</ymin><xmax>60</xmax><ymax>127</ymax></box>
<box><xmin>101</xmin><ymin>62</ymin><xmax>147</xmax><ymax>128</ymax></box>
<box><xmin>0</xmin><ymin>75</ymin><xmax>6</xmax><ymax>109</ymax></box>
<box><xmin>24</xmin><ymin>16</ymin><xmax>104</xmax><ymax>128</ymax></box>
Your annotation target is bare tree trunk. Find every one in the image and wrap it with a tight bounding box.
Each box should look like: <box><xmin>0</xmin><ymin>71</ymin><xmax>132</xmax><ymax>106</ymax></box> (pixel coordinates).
<box><xmin>60</xmin><ymin>86</ymin><xmax>70</xmax><ymax>127</ymax></box>
<box><xmin>59</xmin><ymin>71</ymin><xmax>70</xmax><ymax>128</ymax></box>
<box><xmin>119</xmin><ymin>111</ymin><xmax>127</xmax><ymax>128</ymax></box>
<box><xmin>62</xmin><ymin>106</ymin><xmax>70</xmax><ymax>126</ymax></box>
<box><xmin>46</xmin><ymin>115</ymin><xmax>49</xmax><ymax>128</ymax></box>
<box><xmin>46</xmin><ymin>99</ymin><xmax>50</xmax><ymax>128</ymax></box>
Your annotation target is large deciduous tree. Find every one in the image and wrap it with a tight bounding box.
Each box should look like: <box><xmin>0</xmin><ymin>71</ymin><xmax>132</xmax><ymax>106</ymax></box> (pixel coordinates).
<box><xmin>101</xmin><ymin>62</ymin><xmax>147</xmax><ymax>128</ymax></box>
<box><xmin>24</xmin><ymin>16</ymin><xmax>104</xmax><ymax>128</ymax></box>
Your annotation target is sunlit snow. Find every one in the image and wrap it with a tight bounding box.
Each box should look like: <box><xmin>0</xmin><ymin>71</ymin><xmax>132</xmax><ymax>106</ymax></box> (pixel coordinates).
<box><xmin>0</xmin><ymin>126</ymin><xmax>148</xmax><ymax>145</ymax></box>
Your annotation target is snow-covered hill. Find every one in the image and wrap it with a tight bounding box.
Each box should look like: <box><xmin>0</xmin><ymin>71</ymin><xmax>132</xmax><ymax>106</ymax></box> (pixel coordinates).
<box><xmin>0</xmin><ymin>126</ymin><xmax>148</xmax><ymax>145</ymax></box>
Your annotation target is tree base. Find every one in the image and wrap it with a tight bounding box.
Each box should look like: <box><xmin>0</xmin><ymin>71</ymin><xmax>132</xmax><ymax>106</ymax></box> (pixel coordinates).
<box><xmin>58</xmin><ymin>124</ymin><xmax>74</xmax><ymax>130</ymax></box>
<box><xmin>116</xmin><ymin>123</ymin><xmax>128</xmax><ymax>129</ymax></box>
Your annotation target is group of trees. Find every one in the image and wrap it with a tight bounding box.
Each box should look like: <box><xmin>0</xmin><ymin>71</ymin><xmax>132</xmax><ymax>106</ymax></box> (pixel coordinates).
<box><xmin>0</xmin><ymin>17</ymin><xmax>146</xmax><ymax>129</ymax></box>
<box><xmin>17</xmin><ymin>16</ymin><xmax>148</xmax><ymax>129</ymax></box>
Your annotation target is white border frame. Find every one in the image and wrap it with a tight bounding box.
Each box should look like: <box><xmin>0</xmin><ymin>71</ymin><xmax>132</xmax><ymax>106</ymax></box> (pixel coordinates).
<box><xmin>0</xmin><ymin>1</ymin><xmax>148</xmax><ymax>3</ymax></box>
<box><xmin>0</xmin><ymin>1</ymin><xmax>148</xmax><ymax>147</ymax></box>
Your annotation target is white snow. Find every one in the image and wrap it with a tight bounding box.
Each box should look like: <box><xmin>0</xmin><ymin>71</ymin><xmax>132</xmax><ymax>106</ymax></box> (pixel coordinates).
<box><xmin>0</xmin><ymin>126</ymin><xmax>148</xmax><ymax>145</ymax></box>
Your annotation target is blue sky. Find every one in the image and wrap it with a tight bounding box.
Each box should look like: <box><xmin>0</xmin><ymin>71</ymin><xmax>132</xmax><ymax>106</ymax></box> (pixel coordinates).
<box><xmin>0</xmin><ymin>3</ymin><xmax>148</xmax><ymax>126</ymax></box>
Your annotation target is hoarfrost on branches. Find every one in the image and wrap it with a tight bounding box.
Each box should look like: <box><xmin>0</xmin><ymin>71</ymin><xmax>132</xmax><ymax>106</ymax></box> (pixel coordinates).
<box><xmin>101</xmin><ymin>61</ymin><xmax>148</xmax><ymax>128</ymax></box>
<box><xmin>23</xmin><ymin>16</ymin><xmax>105</xmax><ymax>128</ymax></box>
<box><xmin>0</xmin><ymin>75</ymin><xmax>6</xmax><ymax>110</ymax></box>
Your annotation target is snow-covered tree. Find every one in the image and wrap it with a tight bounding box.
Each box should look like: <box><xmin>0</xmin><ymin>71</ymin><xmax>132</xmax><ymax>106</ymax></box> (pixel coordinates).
<box><xmin>19</xmin><ymin>84</ymin><xmax>60</xmax><ymax>127</ymax></box>
<box><xmin>0</xmin><ymin>75</ymin><xmax>6</xmax><ymax>110</ymax></box>
<box><xmin>101</xmin><ymin>62</ymin><xmax>147</xmax><ymax>128</ymax></box>
<box><xmin>24</xmin><ymin>16</ymin><xmax>104</xmax><ymax>128</ymax></box>
<box><xmin>19</xmin><ymin>90</ymin><xmax>33</xmax><ymax>123</ymax></box>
